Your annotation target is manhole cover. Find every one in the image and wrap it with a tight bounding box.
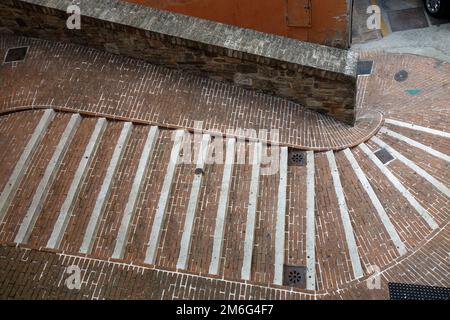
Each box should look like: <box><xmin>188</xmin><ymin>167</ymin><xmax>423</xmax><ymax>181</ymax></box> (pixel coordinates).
<box><xmin>288</xmin><ymin>150</ymin><xmax>306</xmax><ymax>166</ymax></box>
<box><xmin>357</xmin><ymin>60</ymin><xmax>374</xmax><ymax>76</ymax></box>
<box><xmin>374</xmin><ymin>148</ymin><xmax>394</xmax><ymax>164</ymax></box>
<box><xmin>394</xmin><ymin>70</ymin><xmax>408</xmax><ymax>82</ymax></box>
<box><xmin>389</xmin><ymin>283</ymin><xmax>450</xmax><ymax>300</ymax></box>
<box><xmin>4</xmin><ymin>46</ymin><xmax>29</xmax><ymax>64</ymax></box>
<box><xmin>283</xmin><ymin>265</ymin><xmax>306</xmax><ymax>288</ymax></box>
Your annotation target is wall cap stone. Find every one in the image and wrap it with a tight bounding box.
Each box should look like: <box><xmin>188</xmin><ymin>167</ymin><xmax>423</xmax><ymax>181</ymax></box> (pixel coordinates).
<box><xmin>19</xmin><ymin>0</ymin><xmax>358</xmax><ymax>78</ymax></box>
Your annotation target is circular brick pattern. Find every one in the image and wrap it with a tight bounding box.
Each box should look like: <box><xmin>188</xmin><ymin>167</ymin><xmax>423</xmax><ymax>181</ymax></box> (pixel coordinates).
<box><xmin>0</xmin><ymin>38</ymin><xmax>448</xmax><ymax>299</ymax></box>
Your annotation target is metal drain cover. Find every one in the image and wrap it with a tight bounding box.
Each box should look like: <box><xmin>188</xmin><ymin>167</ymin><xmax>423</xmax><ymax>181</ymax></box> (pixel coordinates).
<box><xmin>394</xmin><ymin>70</ymin><xmax>408</xmax><ymax>82</ymax></box>
<box><xmin>389</xmin><ymin>283</ymin><xmax>450</xmax><ymax>300</ymax></box>
<box><xmin>357</xmin><ymin>60</ymin><xmax>374</xmax><ymax>76</ymax></box>
<box><xmin>194</xmin><ymin>168</ymin><xmax>204</xmax><ymax>175</ymax></box>
<box><xmin>374</xmin><ymin>148</ymin><xmax>394</xmax><ymax>164</ymax></box>
<box><xmin>283</xmin><ymin>265</ymin><xmax>306</xmax><ymax>288</ymax></box>
<box><xmin>4</xmin><ymin>46</ymin><xmax>29</xmax><ymax>63</ymax></box>
<box><xmin>288</xmin><ymin>150</ymin><xmax>306</xmax><ymax>166</ymax></box>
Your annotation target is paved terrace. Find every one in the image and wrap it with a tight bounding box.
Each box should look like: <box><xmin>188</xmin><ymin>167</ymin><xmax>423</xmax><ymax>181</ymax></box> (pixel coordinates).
<box><xmin>0</xmin><ymin>35</ymin><xmax>449</xmax><ymax>299</ymax></box>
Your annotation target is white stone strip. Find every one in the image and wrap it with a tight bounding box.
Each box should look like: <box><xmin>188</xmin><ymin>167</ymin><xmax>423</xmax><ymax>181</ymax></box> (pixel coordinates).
<box><xmin>145</xmin><ymin>130</ymin><xmax>185</xmax><ymax>264</ymax></box>
<box><xmin>372</xmin><ymin>136</ymin><xmax>450</xmax><ymax>198</ymax></box>
<box><xmin>112</xmin><ymin>126</ymin><xmax>159</xmax><ymax>259</ymax></box>
<box><xmin>177</xmin><ymin>134</ymin><xmax>211</xmax><ymax>270</ymax></box>
<box><xmin>273</xmin><ymin>147</ymin><xmax>288</xmax><ymax>286</ymax></box>
<box><xmin>380</xmin><ymin>127</ymin><xmax>450</xmax><ymax>163</ymax></box>
<box><xmin>359</xmin><ymin>143</ymin><xmax>438</xmax><ymax>230</ymax></box>
<box><xmin>305</xmin><ymin>151</ymin><xmax>316</xmax><ymax>291</ymax></box>
<box><xmin>326</xmin><ymin>151</ymin><xmax>364</xmax><ymax>279</ymax></box>
<box><xmin>80</xmin><ymin>122</ymin><xmax>133</xmax><ymax>254</ymax></box>
<box><xmin>385</xmin><ymin>119</ymin><xmax>450</xmax><ymax>139</ymax></box>
<box><xmin>47</xmin><ymin>118</ymin><xmax>107</xmax><ymax>249</ymax></box>
<box><xmin>209</xmin><ymin>138</ymin><xmax>236</xmax><ymax>275</ymax></box>
<box><xmin>343</xmin><ymin>148</ymin><xmax>407</xmax><ymax>256</ymax></box>
<box><xmin>241</xmin><ymin>142</ymin><xmax>262</xmax><ymax>281</ymax></box>
<box><xmin>0</xmin><ymin>109</ymin><xmax>55</xmax><ymax>223</ymax></box>
<box><xmin>14</xmin><ymin>114</ymin><xmax>81</xmax><ymax>244</ymax></box>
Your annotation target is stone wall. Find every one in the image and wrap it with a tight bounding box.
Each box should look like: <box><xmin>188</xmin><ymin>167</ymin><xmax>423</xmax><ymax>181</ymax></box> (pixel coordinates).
<box><xmin>0</xmin><ymin>0</ymin><xmax>358</xmax><ymax>124</ymax></box>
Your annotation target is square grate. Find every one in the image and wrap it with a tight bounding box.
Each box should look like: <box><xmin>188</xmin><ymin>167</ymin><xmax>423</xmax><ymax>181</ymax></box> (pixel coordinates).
<box><xmin>357</xmin><ymin>60</ymin><xmax>374</xmax><ymax>76</ymax></box>
<box><xmin>389</xmin><ymin>283</ymin><xmax>450</xmax><ymax>300</ymax></box>
<box><xmin>374</xmin><ymin>148</ymin><xmax>394</xmax><ymax>164</ymax></box>
<box><xmin>283</xmin><ymin>265</ymin><xmax>306</xmax><ymax>288</ymax></box>
<box><xmin>288</xmin><ymin>150</ymin><xmax>306</xmax><ymax>166</ymax></box>
<box><xmin>4</xmin><ymin>46</ymin><xmax>29</xmax><ymax>64</ymax></box>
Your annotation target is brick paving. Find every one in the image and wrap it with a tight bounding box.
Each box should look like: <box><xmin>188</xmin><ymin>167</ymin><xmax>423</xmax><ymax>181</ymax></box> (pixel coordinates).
<box><xmin>0</xmin><ymin>34</ymin><xmax>449</xmax><ymax>299</ymax></box>
<box><xmin>0</xmin><ymin>35</ymin><xmax>381</xmax><ymax>151</ymax></box>
<box><xmin>0</xmin><ymin>221</ymin><xmax>447</xmax><ymax>299</ymax></box>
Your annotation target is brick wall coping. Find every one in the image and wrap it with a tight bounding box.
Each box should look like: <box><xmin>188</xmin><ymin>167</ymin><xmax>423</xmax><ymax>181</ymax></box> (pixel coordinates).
<box><xmin>18</xmin><ymin>0</ymin><xmax>358</xmax><ymax>79</ymax></box>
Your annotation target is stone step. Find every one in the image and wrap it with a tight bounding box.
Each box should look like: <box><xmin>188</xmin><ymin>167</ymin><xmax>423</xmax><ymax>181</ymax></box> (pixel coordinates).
<box><xmin>0</xmin><ymin>110</ymin><xmax>447</xmax><ymax>293</ymax></box>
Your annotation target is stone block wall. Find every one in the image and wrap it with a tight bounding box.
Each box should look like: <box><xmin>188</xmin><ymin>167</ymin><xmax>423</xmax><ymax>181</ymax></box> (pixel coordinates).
<box><xmin>0</xmin><ymin>0</ymin><xmax>358</xmax><ymax>124</ymax></box>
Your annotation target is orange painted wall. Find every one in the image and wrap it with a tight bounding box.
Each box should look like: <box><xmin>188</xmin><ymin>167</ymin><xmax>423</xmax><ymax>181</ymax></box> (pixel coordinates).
<box><xmin>124</xmin><ymin>0</ymin><xmax>351</xmax><ymax>48</ymax></box>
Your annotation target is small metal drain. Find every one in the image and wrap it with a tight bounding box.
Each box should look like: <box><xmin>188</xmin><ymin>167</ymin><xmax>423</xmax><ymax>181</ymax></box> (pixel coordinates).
<box><xmin>194</xmin><ymin>168</ymin><xmax>204</xmax><ymax>175</ymax></box>
<box><xmin>288</xmin><ymin>150</ymin><xmax>306</xmax><ymax>166</ymax></box>
<box><xmin>357</xmin><ymin>60</ymin><xmax>374</xmax><ymax>76</ymax></box>
<box><xmin>389</xmin><ymin>283</ymin><xmax>450</xmax><ymax>300</ymax></box>
<box><xmin>394</xmin><ymin>70</ymin><xmax>408</xmax><ymax>82</ymax></box>
<box><xmin>374</xmin><ymin>148</ymin><xmax>394</xmax><ymax>164</ymax></box>
<box><xmin>283</xmin><ymin>265</ymin><xmax>306</xmax><ymax>288</ymax></box>
<box><xmin>4</xmin><ymin>46</ymin><xmax>29</xmax><ymax>64</ymax></box>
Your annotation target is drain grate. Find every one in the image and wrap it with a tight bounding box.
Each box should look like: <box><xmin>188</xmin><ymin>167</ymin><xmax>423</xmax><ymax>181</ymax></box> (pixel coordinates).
<box><xmin>194</xmin><ymin>168</ymin><xmax>204</xmax><ymax>175</ymax></box>
<box><xmin>389</xmin><ymin>283</ymin><xmax>450</xmax><ymax>300</ymax></box>
<box><xmin>374</xmin><ymin>148</ymin><xmax>394</xmax><ymax>164</ymax></box>
<box><xmin>394</xmin><ymin>70</ymin><xmax>408</xmax><ymax>82</ymax></box>
<box><xmin>288</xmin><ymin>150</ymin><xmax>306</xmax><ymax>166</ymax></box>
<box><xmin>4</xmin><ymin>46</ymin><xmax>29</xmax><ymax>64</ymax></box>
<box><xmin>283</xmin><ymin>265</ymin><xmax>306</xmax><ymax>288</ymax></box>
<box><xmin>357</xmin><ymin>60</ymin><xmax>374</xmax><ymax>76</ymax></box>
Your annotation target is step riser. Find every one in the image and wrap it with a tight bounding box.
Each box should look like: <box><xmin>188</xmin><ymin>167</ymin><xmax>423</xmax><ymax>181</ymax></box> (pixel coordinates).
<box><xmin>0</xmin><ymin>110</ymin><xmax>446</xmax><ymax>292</ymax></box>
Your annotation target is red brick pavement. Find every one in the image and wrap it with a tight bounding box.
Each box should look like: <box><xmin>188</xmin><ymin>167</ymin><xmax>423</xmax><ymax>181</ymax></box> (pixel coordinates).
<box><xmin>0</xmin><ymin>35</ymin><xmax>382</xmax><ymax>151</ymax></box>
<box><xmin>0</xmin><ymin>35</ymin><xmax>449</xmax><ymax>300</ymax></box>
<box><xmin>0</xmin><ymin>221</ymin><xmax>447</xmax><ymax>300</ymax></box>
